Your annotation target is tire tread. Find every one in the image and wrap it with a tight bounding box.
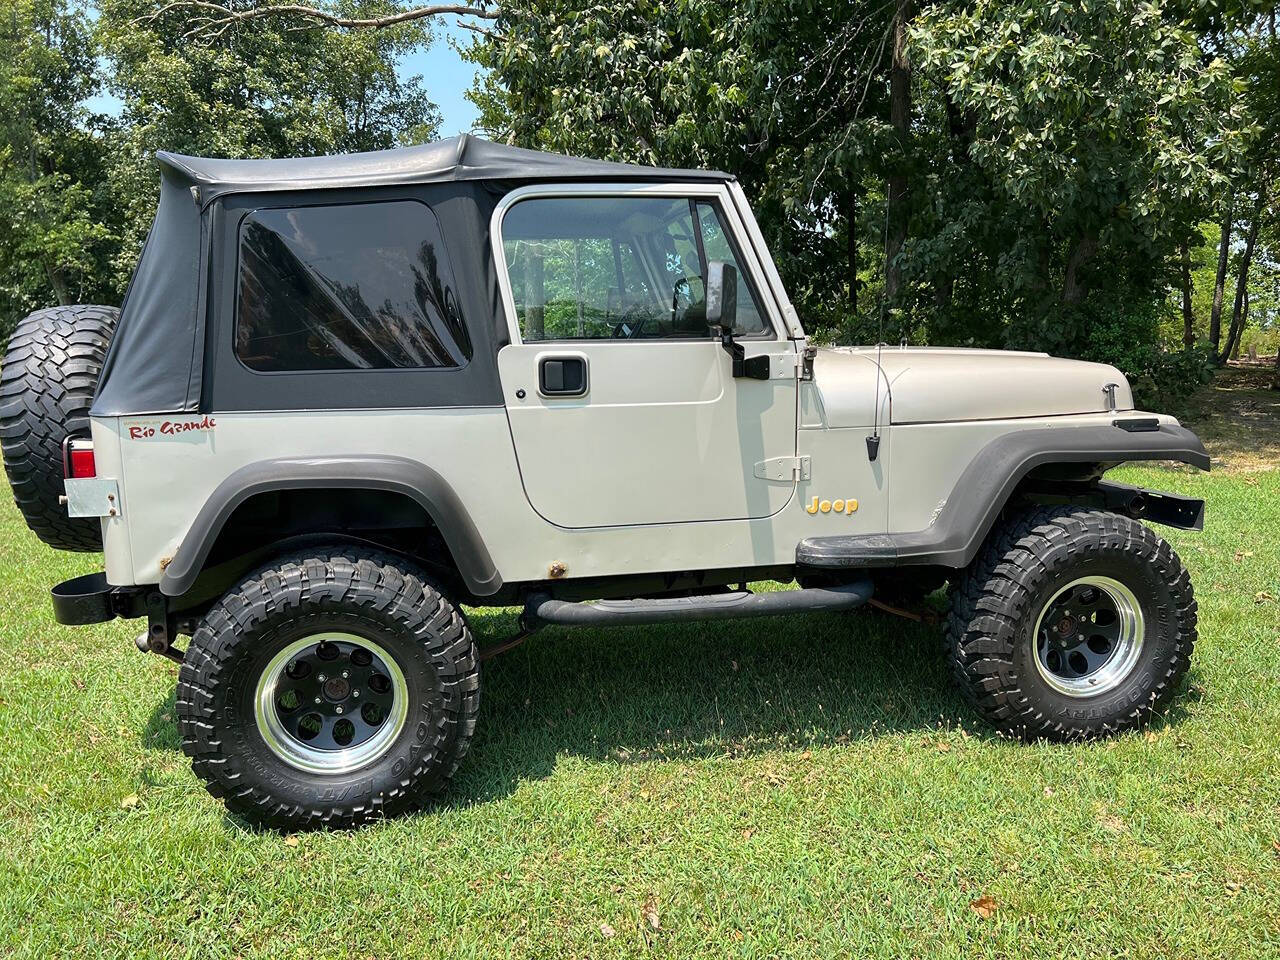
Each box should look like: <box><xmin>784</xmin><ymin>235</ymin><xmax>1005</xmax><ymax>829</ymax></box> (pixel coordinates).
<box><xmin>0</xmin><ymin>304</ymin><xmax>118</xmax><ymax>551</ymax></box>
<box><xmin>176</xmin><ymin>546</ymin><xmax>480</xmax><ymax>830</ymax></box>
<box><xmin>945</xmin><ymin>506</ymin><xmax>1196</xmax><ymax>740</ymax></box>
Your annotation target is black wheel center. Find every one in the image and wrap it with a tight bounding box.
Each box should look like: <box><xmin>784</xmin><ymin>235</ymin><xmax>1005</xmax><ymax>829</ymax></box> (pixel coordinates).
<box><xmin>1037</xmin><ymin>580</ymin><xmax>1131</xmax><ymax>681</ymax></box>
<box><xmin>323</xmin><ymin>676</ymin><xmax>351</xmax><ymax>701</ymax></box>
<box><xmin>267</xmin><ymin>637</ymin><xmax>400</xmax><ymax>753</ymax></box>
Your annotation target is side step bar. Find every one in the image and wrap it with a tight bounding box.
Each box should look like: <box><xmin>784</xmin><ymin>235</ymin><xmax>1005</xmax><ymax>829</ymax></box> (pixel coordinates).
<box><xmin>525</xmin><ymin>579</ymin><xmax>873</xmax><ymax>628</ymax></box>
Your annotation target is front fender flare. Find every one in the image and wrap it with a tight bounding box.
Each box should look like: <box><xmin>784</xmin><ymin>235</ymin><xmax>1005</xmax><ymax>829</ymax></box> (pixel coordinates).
<box><xmin>797</xmin><ymin>422</ymin><xmax>1209</xmax><ymax>571</ymax></box>
<box><xmin>158</xmin><ymin>455</ymin><xmax>501</xmax><ymax>597</ymax></box>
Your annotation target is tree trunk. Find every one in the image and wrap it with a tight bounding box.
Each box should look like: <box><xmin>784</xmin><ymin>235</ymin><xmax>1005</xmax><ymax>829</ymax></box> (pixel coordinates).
<box><xmin>1272</xmin><ymin>343</ymin><xmax>1280</xmax><ymax>391</ymax></box>
<box><xmin>1234</xmin><ymin>285</ymin><xmax>1248</xmax><ymax>360</ymax></box>
<box><xmin>1218</xmin><ymin>191</ymin><xmax>1263</xmax><ymax>365</ymax></box>
<box><xmin>1061</xmin><ymin>230</ymin><xmax>1098</xmax><ymax>304</ymax></box>
<box><xmin>527</xmin><ymin>244</ymin><xmax>545</xmax><ymax>340</ymax></box>
<box><xmin>935</xmin><ymin>273</ymin><xmax>954</xmax><ymax>311</ymax></box>
<box><xmin>1208</xmin><ymin>192</ymin><xmax>1234</xmax><ymax>354</ymax></box>
<box><xmin>1181</xmin><ymin>241</ymin><xmax>1194</xmax><ymax>347</ymax></box>
<box><xmin>42</xmin><ymin>260</ymin><xmax>72</xmax><ymax>306</ymax></box>
<box><xmin>883</xmin><ymin>0</ymin><xmax>913</xmax><ymax>304</ymax></box>
<box><xmin>845</xmin><ymin>191</ymin><xmax>858</xmax><ymax>315</ymax></box>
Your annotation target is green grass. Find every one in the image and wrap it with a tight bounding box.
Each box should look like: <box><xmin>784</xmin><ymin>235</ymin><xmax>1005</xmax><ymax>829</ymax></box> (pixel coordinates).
<box><xmin>2</xmin><ymin>408</ymin><xmax>1279</xmax><ymax>957</ymax></box>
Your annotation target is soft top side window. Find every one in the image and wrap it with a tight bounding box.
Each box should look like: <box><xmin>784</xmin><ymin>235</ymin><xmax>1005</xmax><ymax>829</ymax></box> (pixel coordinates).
<box><xmin>236</xmin><ymin>200</ymin><xmax>472</xmax><ymax>372</ymax></box>
<box><xmin>501</xmin><ymin>194</ymin><xmax>769</xmax><ymax>343</ymax></box>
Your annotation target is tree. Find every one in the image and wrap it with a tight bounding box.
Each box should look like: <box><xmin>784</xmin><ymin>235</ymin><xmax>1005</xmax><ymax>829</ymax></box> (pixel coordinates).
<box><xmin>1209</xmin><ymin>193</ymin><xmax>1235</xmax><ymax>353</ymax></box>
<box><xmin>461</xmin><ymin>0</ymin><xmax>1245</xmax><ymax>370</ymax></box>
<box><xmin>96</xmin><ymin>0</ymin><xmax>444</xmax><ymax>279</ymax></box>
<box><xmin>1181</xmin><ymin>241</ymin><xmax>1194</xmax><ymax>347</ymax></box>
<box><xmin>910</xmin><ymin>0</ymin><xmax>1239</xmax><ymax>354</ymax></box>
<box><xmin>1219</xmin><ymin>186</ymin><xmax>1269</xmax><ymax>362</ymax></box>
<box><xmin>1196</xmin><ymin>5</ymin><xmax>1279</xmax><ymax>364</ymax></box>
<box><xmin>883</xmin><ymin>0</ymin><xmax>913</xmax><ymax>305</ymax></box>
<box><xmin>0</xmin><ymin>0</ymin><xmax>116</xmax><ymax>336</ymax></box>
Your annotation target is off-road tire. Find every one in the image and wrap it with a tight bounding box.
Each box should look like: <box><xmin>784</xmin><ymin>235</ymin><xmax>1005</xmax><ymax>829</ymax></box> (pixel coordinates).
<box><xmin>177</xmin><ymin>548</ymin><xmax>480</xmax><ymax>830</ymax></box>
<box><xmin>0</xmin><ymin>304</ymin><xmax>118</xmax><ymax>551</ymax></box>
<box><xmin>946</xmin><ymin>506</ymin><xmax>1195</xmax><ymax>740</ymax></box>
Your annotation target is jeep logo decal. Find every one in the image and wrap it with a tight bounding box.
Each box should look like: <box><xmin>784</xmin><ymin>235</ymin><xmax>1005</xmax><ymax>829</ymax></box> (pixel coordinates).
<box><xmin>805</xmin><ymin>496</ymin><xmax>858</xmax><ymax>515</ymax></box>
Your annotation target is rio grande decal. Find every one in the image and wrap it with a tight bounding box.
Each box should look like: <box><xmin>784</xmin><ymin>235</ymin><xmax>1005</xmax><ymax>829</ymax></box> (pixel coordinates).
<box><xmin>126</xmin><ymin>415</ymin><xmax>216</xmax><ymax>440</ymax></box>
<box><xmin>806</xmin><ymin>496</ymin><xmax>859</xmax><ymax>515</ymax></box>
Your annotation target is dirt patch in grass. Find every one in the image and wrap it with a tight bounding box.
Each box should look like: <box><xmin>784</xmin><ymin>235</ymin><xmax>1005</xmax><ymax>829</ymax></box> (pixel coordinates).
<box><xmin>1174</xmin><ymin>361</ymin><xmax>1280</xmax><ymax>473</ymax></box>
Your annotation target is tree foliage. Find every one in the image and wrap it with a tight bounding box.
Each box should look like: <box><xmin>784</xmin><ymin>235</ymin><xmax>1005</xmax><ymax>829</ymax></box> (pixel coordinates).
<box><xmin>98</xmin><ymin>0</ymin><xmax>442</xmax><ymax>280</ymax></box>
<box><xmin>468</xmin><ymin>2</ymin><xmax>1251</xmax><ymax>372</ymax></box>
<box><xmin>0</xmin><ymin>0</ymin><xmax>115</xmax><ymax>321</ymax></box>
<box><xmin>0</xmin><ymin>0</ymin><xmax>443</xmax><ymax>333</ymax></box>
<box><xmin>0</xmin><ymin>0</ymin><xmax>1278</xmax><ymax>401</ymax></box>
<box><xmin>908</xmin><ymin>1</ymin><xmax>1240</xmax><ymax>351</ymax></box>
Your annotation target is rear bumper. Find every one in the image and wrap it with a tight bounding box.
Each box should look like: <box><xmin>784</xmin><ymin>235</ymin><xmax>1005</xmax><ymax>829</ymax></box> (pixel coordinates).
<box><xmin>51</xmin><ymin>573</ymin><xmax>145</xmax><ymax>625</ymax></box>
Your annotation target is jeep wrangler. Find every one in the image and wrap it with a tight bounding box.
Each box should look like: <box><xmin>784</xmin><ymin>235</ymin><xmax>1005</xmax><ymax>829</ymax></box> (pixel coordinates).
<box><xmin>1</xmin><ymin>136</ymin><xmax>1207</xmax><ymax>829</ymax></box>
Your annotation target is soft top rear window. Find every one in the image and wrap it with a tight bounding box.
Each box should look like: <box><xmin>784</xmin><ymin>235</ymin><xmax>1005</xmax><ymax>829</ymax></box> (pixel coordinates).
<box><xmin>235</xmin><ymin>200</ymin><xmax>472</xmax><ymax>372</ymax></box>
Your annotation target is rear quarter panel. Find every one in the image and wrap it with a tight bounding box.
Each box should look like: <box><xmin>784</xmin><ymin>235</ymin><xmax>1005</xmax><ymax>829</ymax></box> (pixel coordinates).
<box><xmin>100</xmin><ymin>409</ymin><xmax>809</xmax><ymax>589</ymax></box>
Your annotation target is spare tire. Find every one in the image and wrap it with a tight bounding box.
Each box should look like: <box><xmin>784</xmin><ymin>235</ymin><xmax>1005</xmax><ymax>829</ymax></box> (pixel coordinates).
<box><xmin>1</xmin><ymin>305</ymin><xmax>118</xmax><ymax>552</ymax></box>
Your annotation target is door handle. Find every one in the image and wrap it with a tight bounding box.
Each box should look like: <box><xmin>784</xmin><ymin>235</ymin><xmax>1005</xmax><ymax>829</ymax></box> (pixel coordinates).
<box><xmin>538</xmin><ymin>355</ymin><xmax>588</xmax><ymax>397</ymax></box>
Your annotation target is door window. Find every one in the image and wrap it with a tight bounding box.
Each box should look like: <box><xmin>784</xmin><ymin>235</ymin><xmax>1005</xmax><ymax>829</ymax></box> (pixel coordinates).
<box><xmin>501</xmin><ymin>195</ymin><xmax>769</xmax><ymax>342</ymax></box>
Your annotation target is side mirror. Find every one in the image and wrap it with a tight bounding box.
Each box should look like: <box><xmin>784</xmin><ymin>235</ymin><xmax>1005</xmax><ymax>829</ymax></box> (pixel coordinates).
<box><xmin>705</xmin><ymin>260</ymin><xmax>738</xmax><ymax>335</ymax></box>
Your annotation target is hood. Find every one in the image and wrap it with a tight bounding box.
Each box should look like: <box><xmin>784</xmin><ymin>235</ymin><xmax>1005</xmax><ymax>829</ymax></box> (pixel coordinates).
<box><xmin>812</xmin><ymin>347</ymin><xmax>1133</xmax><ymax>427</ymax></box>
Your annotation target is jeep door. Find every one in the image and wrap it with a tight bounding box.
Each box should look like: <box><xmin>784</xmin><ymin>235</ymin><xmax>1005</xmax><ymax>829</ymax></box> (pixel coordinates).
<box><xmin>494</xmin><ymin>184</ymin><xmax>799</xmax><ymax>529</ymax></box>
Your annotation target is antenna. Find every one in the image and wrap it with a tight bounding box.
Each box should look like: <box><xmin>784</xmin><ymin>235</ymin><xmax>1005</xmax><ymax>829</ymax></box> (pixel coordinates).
<box><xmin>866</xmin><ymin>195</ymin><xmax>890</xmax><ymax>463</ymax></box>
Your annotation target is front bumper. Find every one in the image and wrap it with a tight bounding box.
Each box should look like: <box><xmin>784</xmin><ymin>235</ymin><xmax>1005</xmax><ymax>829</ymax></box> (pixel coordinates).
<box><xmin>51</xmin><ymin>573</ymin><xmax>145</xmax><ymax>625</ymax></box>
<box><xmin>1097</xmin><ymin>480</ymin><xmax>1205</xmax><ymax>531</ymax></box>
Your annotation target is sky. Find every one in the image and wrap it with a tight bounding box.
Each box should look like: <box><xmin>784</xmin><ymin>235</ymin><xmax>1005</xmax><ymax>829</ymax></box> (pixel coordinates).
<box><xmin>407</xmin><ymin>22</ymin><xmax>483</xmax><ymax>136</ymax></box>
<box><xmin>86</xmin><ymin>21</ymin><xmax>484</xmax><ymax>140</ymax></box>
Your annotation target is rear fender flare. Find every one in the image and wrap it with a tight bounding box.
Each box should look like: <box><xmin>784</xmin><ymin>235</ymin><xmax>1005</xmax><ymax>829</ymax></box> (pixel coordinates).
<box><xmin>158</xmin><ymin>455</ymin><xmax>501</xmax><ymax>597</ymax></box>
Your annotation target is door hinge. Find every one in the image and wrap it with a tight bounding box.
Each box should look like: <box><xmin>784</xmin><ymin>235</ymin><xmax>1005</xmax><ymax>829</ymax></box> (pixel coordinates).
<box><xmin>754</xmin><ymin>455</ymin><xmax>811</xmax><ymax>482</ymax></box>
<box><xmin>798</xmin><ymin>344</ymin><xmax>817</xmax><ymax>381</ymax></box>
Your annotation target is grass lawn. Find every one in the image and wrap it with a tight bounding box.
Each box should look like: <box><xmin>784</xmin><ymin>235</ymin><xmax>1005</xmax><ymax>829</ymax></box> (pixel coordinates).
<box><xmin>1</xmin><ymin>371</ymin><xmax>1278</xmax><ymax>958</ymax></box>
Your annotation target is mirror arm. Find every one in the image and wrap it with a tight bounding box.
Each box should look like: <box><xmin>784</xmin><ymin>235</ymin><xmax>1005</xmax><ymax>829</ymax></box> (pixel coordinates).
<box><xmin>718</xmin><ymin>326</ymin><xmax>744</xmax><ymax>375</ymax></box>
<box><xmin>716</xmin><ymin>327</ymin><xmax>770</xmax><ymax>380</ymax></box>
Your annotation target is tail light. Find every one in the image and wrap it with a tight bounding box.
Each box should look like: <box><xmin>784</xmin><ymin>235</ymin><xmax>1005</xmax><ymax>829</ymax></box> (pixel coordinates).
<box><xmin>62</xmin><ymin>437</ymin><xmax>96</xmax><ymax>479</ymax></box>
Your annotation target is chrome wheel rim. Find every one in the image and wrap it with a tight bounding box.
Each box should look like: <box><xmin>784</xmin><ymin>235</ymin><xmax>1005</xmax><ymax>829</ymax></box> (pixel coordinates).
<box><xmin>1032</xmin><ymin>576</ymin><xmax>1145</xmax><ymax>698</ymax></box>
<box><xmin>254</xmin><ymin>632</ymin><xmax>409</xmax><ymax>774</ymax></box>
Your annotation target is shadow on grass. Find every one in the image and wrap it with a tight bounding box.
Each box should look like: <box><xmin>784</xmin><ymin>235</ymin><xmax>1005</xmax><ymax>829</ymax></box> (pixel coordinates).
<box><xmin>444</xmin><ymin>606</ymin><xmax>966</xmax><ymax>805</ymax></box>
<box><xmin>138</xmin><ymin>604</ymin><xmax>1206</xmax><ymax>832</ymax></box>
<box><xmin>143</xmin><ymin>686</ymin><xmax>181</xmax><ymax>751</ymax></box>
<box><xmin>142</xmin><ymin>607</ymin><xmax>966</xmax><ymax>807</ymax></box>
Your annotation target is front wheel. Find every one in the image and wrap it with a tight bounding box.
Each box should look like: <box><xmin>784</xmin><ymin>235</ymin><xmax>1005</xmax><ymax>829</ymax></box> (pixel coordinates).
<box><xmin>946</xmin><ymin>507</ymin><xmax>1196</xmax><ymax>740</ymax></box>
<box><xmin>177</xmin><ymin>549</ymin><xmax>479</xmax><ymax>829</ymax></box>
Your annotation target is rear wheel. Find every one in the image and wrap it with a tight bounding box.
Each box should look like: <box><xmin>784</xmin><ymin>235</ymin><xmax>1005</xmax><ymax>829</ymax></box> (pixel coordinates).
<box><xmin>177</xmin><ymin>548</ymin><xmax>479</xmax><ymax>829</ymax></box>
<box><xmin>946</xmin><ymin>507</ymin><xmax>1195</xmax><ymax>740</ymax></box>
<box><xmin>0</xmin><ymin>304</ymin><xmax>117</xmax><ymax>551</ymax></box>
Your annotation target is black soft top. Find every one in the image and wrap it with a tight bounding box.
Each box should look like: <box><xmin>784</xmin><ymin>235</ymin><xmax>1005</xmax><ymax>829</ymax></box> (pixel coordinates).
<box><xmin>92</xmin><ymin>137</ymin><xmax>732</xmax><ymax>418</ymax></box>
<box><xmin>158</xmin><ymin>134</ymin><xmax>731</xmax><ymax>204</ymax></box>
